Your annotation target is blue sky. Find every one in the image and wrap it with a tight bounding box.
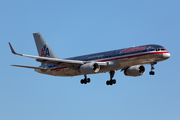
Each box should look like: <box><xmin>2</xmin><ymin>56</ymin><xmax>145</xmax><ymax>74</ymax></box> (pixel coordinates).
<box><xmin>1</xmin><ymin>0</ymin><xmax>180</xmax><ymax>120</ymax></box>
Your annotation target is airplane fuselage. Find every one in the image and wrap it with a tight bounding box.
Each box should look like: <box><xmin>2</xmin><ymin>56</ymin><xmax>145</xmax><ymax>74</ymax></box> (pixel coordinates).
<box><xmin>36</xmin><ymin>44</ymin><xmax>170</xmax><ymax>77</ymax></box>
<box><xmin>9</xmin><ymin>33</ymin><xmax>171</xmax><ymax>85</ymax></box>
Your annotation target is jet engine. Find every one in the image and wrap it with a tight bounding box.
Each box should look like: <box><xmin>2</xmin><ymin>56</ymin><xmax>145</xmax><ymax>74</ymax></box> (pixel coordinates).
<box><xmin>124</xmin><ymin>65</ymin><xmax>145</xmax><ymax>77</ymax></box>
<box><xmin>80</xmin><ymin>63</ymin><xmax>100</xmax><ymax>74</ymax></box>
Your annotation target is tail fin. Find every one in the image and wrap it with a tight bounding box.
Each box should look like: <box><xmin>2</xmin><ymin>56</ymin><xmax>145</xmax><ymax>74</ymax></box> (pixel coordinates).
<box><xmin>33</xmin><ymin>33</ymin><xmax>57</xmax><ymax>58</ymax></box>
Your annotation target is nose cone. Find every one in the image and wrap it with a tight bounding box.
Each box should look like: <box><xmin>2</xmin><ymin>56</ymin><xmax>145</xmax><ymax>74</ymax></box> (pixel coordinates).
<box><xmin>163</xmin><ymin>52</ymin><xmax>170</xmax><ymax>59</ymax></box>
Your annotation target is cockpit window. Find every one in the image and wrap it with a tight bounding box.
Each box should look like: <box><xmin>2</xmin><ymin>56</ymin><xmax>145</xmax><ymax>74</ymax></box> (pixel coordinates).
<box><xmin>155</xmin><ymin>48</ymin><xmax>166</xmax><ymax>51</ymax></box>
<box><xmin>161</xmin><ymin>48</ymin><xmax>166</xmax><ymax>51</ymax></box>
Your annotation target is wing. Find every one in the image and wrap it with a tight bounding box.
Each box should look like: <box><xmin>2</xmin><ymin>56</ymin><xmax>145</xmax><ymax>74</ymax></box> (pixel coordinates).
<box><xmin>11</xmin><ymin>65</ymin><xmax>48</xmax><ymax>70</ymax></box>
<box><xmin>9</xmin><ymin>42</ymin><xmax>108</xmax><ymax>66</ymax></box>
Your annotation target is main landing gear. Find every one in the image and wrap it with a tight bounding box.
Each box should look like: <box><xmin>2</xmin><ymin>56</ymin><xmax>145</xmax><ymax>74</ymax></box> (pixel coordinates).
<box><xmin>80</xmin><ymin>70</ymin><xmax>117</xmax><ymax>85</ymax></box>
<box><xmin>80</xmin><ymin>74</ymin><xmax>91</xmax><ymax>84</ymax></box>
<box><xmin>106</xmin><ymin>70</ymin><xmax>116</xmax><ymax>85</ymax></box>
<box><xmin>149</xmin><ymin>62</ymin><xmax>157</xmax><ymax>75</ymax></box>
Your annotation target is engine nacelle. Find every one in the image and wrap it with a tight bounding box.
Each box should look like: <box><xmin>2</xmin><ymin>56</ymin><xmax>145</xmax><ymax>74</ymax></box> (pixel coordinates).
<box><xmin>124</xmin><ymin>65</ymin><xmax>145</xmax><ymax>77</ymax></box>
<box><xmin>80</xmin><ymin>63</ymin><xmax>100</xmax><ymax>74</ymax></box>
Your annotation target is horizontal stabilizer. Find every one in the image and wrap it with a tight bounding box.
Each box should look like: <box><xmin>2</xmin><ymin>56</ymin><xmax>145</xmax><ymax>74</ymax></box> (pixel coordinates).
<box><xmin>11</xmin><ymin>65</ymin><xmax>47</xmax><ymax>70</ymax></box>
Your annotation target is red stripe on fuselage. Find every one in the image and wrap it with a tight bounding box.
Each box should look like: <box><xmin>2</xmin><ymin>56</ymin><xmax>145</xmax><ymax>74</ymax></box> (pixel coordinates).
<box><xmin>50</xmin><ymin>66</ymin><xmax>68</xmax><ymax>71</ymax></box>
<box><xmin>98</xmin><ymin>51</ymin><xmax>169</xmax><ymax>62</ymax></box>
<box><xmin>50</xmin><ymin>51</ymin><xmax>169</xmax><ymax>71</ymax></box>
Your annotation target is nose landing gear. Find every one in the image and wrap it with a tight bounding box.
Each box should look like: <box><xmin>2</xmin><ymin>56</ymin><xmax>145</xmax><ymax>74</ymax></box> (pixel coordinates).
<box><xmin>149</xmin><ymin>62</ymin><xmax>157</xmax><ymax>75</ymax></box>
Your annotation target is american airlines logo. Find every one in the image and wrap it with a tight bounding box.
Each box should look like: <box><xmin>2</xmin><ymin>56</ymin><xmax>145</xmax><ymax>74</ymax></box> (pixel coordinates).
<box><xmin>41</xmin><ymin>45</ymin><xmax>50</xmax><ymax>57</ymax></box>
<box><xmin>123</xmin><ymin>46</ymin><xmax>146</xmax><ymax>53</ymax></box>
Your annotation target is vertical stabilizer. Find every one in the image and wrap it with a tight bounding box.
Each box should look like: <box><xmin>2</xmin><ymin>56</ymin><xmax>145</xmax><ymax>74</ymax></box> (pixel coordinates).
<box><xmin>33</xmin><ymin>33</ymin><xmax>57</xmax><ymax>58</ymax></box>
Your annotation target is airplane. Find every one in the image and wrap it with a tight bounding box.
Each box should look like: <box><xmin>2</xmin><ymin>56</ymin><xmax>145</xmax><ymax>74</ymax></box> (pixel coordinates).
<box><xmin>9</xmin><ymin>32</ymin><xmax>170</xmax><ymax>85</ymax></box>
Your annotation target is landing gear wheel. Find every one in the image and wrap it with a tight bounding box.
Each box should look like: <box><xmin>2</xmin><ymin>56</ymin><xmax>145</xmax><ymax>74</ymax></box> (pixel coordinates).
<box><xmin>80</xmin><ymin>79</ymin><xmax>84</xmax><ymax>84</ymax></box>
<box><xmin>87</xmin><ymin>78</ymin><xmax>90</xmax><ymax>83</ymax></box>
<box><xmin>84</xmin><ymin>80</ymin><xmax>87</xmax><ymax>84</ymax></box>
<box><xmin>106</xmin><ymin>71</ymin><xmax>117</xmax><ymax>85</ymax></box>
<box><xmin>149</xmin><ymin>71</ymin><xmax>155</xmax><ymax>75</ymax></box>
<box><xmin>80</xmin><ymin>75</ymin><xmax>91</xmax><ymax>84</ymax></box>
<box><xmin>106</xmin><ymin>79</ymin><xmax>116</xmax><ymax>86</ymax></box>
<box><xmin>106</xmin><ymin>70</ymin><xmax>116</xmax><ymax>85</ymax></box>
<box><xmin>112</xmin><ymin>79</ymin><xmax>116</xmax><ymax>84</ymax></box>
<box><xmin>109</xmin><ymin>81</ymin><xmax>113</xmax><ymax>85</ymax></box>
<box><xmin>106</xmin><ymin>81</ymin><xmax>110</xmax><ymax>85</ymax></box>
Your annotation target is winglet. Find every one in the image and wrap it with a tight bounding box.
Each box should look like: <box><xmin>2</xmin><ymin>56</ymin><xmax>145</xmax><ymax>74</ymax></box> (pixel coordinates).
<box><xmin>8</xmin><ymin>42</ymin><xmax>22</xmax><ymax>56</ymax></box>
